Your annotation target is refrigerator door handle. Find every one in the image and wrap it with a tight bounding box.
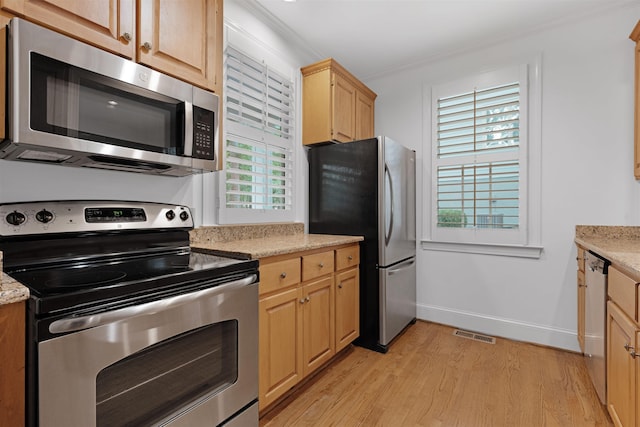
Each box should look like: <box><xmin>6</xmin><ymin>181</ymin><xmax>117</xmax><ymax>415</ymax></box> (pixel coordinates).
<box><xmin>388</xmin><ymin>258</ymin><xmax>415</xmax><ymax>275</ymax></box>
<box><xmin>384</xmin><ymin>163</ymin><xmax>394</xmax><ymax>246</ymax></box>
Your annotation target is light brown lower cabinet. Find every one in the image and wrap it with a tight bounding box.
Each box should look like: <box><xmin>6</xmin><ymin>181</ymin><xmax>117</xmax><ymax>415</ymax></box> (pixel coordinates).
<box><xmin>606</xmin><ymin>264</ymin><xmax>640</xmax><ymax>427</ymax></box>
<box><xmin>259</xmin><ymin>286</ymin><xmax>303</xmax><ymax>410</ymax></box>
<box><xmin>258</xmin><ymin>243</ymin><xmax>360</xmax><ymax>412</ymax></box>
<box><xmin>0</xmin><ymin>301</ymin><xmax>25</xmax><ymax>427</ymax></box>
<box><xmin>607</xmin><ymin>301</ymin><xmax>639</xmax><ymax>427</ymax></box>
<box><xmin>301</xmin><ymin>276</ymin><xmax>335</xmax><ymax>375</ymax></box>
<box><xmin>576</xmin><ymin>245</ymin><xmax>586</xmax><ymax>353</ymax></box>
<box><xmin>335</xmin><ymin>267</ymin><xmax>359</xmax><ymax>352</ymax></box>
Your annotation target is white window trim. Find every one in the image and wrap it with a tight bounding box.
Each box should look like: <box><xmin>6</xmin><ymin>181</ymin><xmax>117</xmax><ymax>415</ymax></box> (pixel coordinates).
<box><xmin>217</xmin><ymin>25</ymin><xmax>298</xmax><ymax>225</ymax></box>
<box><xmin>421</xmin><ymin>55</ymin><xmax>543</xmax><ymax>258</ymax></box>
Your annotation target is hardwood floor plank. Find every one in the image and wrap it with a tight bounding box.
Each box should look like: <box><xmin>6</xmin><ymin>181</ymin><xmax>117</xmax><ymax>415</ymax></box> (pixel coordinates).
<box><xmin>259</xmin><ymin>321</ymin><xmax>612</xmax><ymax>427</ymax></box>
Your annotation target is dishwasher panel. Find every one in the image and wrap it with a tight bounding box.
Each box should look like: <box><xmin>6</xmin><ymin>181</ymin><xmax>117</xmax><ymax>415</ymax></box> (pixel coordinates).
<box><xmin>583</xmin><ymin>250</ymin><xmax>609</xmax><ymax>405</ymax></box>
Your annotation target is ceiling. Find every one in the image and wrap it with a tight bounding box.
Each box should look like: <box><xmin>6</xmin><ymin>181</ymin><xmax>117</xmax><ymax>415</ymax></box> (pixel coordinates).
<box><xmin>252</xmin><ymin>0</ymin><xmax>636</xmax><ymax>80</ymax></box>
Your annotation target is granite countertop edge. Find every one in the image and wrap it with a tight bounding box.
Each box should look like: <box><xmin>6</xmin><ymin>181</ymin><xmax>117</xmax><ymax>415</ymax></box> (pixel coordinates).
<box><xmin>191</xmin><ymin>234</ymin><xmax>364</xmax><ymax>259</ymax></box>
<box><xmin>575</xmin><ymin>225</ymin><xmax>640</xmax><ymax>280</ymax></box>
<box><xmin>0</xmin><ymin>272</ymin><xmax>30</xmax><ymax>306</ymax></box>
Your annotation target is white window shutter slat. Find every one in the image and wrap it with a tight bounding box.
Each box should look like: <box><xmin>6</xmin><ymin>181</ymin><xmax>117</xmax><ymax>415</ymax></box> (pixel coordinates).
<box><xmin>435</xmin><ymin>81</ymin><xmax>521</xmax><ymax>230</ymax></box>
<box><xmin>222</xmin><ymin>45</ymin><xmax>295</xmax><ymax>214</ymax></box>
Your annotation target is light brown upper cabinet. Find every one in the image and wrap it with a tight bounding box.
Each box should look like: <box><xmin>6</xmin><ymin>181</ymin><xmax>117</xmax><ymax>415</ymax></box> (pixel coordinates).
<box><xmin>1</xmin><ymin>0</ymin><xmax>222</xmax><ymax>93</ymax></box>
<box><xmin>301</xmin><ymin>58</ymin><xmax>377</xmax><ymax>146</ymax></box>
<box><xmin>139</xmin><ymin>0</ymin><xmax>222</xmax><ymax>93</ymax></box>
<box><xmin>630</xmin><ymin>20</ymin><xmax>640</xmax><ymax>179</ymax></box>
<box><xmin>1</xmin><ymin>0</ymin><xmax>136</xmax><ymax>58</ymax></box>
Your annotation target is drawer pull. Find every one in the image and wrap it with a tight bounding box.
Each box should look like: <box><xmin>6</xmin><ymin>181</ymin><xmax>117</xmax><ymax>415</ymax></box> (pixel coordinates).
<box><xmin>348</xmin><ymin>255</ymin><xmax>353</xmax><ymax>261</ymax></box>
<box><xmin>306</xmin><ymin>296</ymin><xmax>310</xmax><ymax>302</ymax></box>
<box><xmin>319</xmin><ymin>262</ymin><xmax>324</xmax><ymax>268</ymax></box>
<box><xmin>280</xmin><ymin>272</ymin><xmax>287</xmax><ymax>279</ymax></box>
<box><xmin>338</xmin><ymin>283</ymin><xmax>343</xmax><ymax>289</ymax></box>
<box><xmin>299</xmin><ymin>298</ymin><xmax>305</xmax><ymax>304</ymax></box>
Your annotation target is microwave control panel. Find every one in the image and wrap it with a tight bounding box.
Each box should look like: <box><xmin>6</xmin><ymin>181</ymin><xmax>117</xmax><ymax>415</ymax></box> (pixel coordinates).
<box><xmin>193</xmin><ymin>106</ymin><xmax>215</xmax><ymax>160</ymax></box>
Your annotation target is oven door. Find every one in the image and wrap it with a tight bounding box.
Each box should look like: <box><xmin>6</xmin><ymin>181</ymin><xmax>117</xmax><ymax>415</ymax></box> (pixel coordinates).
<box><xmin>37</xmin><ymin>275</ymin><xmax>258</xmax><ymax>427</ymax></box>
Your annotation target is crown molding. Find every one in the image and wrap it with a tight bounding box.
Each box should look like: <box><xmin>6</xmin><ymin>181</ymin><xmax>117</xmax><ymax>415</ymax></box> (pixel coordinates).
<box><xmin>227</xmin><ymin>0</ymin><xmax>324</xmax><ymax>65</ymax></box>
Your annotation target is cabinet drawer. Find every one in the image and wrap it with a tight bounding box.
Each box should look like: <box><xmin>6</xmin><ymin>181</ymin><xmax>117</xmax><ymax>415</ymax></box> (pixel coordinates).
<box><xmin>259</xmin><ymin>258</ymin><xmax>301</xmax><ymax>295</ymax></box>
<box><xmin>608</xmin><ymin>266</ymin><xmax>638</xmax><ymax>320</ymax></box>
<box><xmin>336</xmin><ymin>245</ymin><xmax>360</xmax><ymax>271</ymax></box>
<box><xmin>302</xmin><ymin>251</ymin><xmax>334</xmax><ymax>281</ymax></box>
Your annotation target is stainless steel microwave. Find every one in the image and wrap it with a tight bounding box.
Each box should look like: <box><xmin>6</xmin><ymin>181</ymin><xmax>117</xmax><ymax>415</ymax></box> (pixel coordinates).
<box><xmin>0</xmin><ymin>18</ymin><xmax>219</xmax><ymax>176</ymax></box>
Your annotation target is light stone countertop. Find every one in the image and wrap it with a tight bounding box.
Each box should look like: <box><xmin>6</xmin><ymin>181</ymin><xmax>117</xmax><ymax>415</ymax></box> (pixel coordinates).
<box><xmin>0</xmin><ymin>272</ymin><xmax>29</xmax><ymax>306</ymax></box>
<box><xmin>575</xmin><ymin>225</ymin><xmax>640</xmax><ymax>280</ymax></box>
<box><xmin>190</xmin><ymin>223</ymin><xmax>363</xmax><ymax>259</ymax></box>
<box><xmin>191</xmin><ymin>233</ymin><xmax>364</xmax><ymax>259</ymax></box>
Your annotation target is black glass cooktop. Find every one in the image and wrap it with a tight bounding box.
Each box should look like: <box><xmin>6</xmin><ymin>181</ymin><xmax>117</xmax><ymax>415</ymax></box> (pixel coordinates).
<box><xmin>8</xmin><ymin>250</ymin><xmax>257</xmax><ymax>315</ymax></box>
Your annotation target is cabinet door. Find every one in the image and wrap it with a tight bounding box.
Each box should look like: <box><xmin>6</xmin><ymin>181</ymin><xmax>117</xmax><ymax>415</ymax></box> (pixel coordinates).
<box><xmin>331</xmin><ymin>73</ymin><xmax>356</xmax><ymax>142</ymax></box>
<box><xmin>355</xmin><ymin>90</ymin><xmax>374</xmax><ymax>140</ymax></box>
<box><xmin>335</xmin><ymin>267</ymin><xmax>359</xmax><ymax>352</ymax></box>
<box><xmin>259</xmin><ymin>287</ymin><xmax>303</xmax><ymax>411</ymax></box>
<box><xmin>138</xmin><ymin>0</ymin><xmax>219</xmax><ymax>91</ymax></box>
<box><xmin>302</xmin><ymin>276</ymin><xmax>335</xmax><ymax>376</ymax></box>
<box><xmin>578</xmin><ymin>270</ymin><xmax>585</xmax><ymax>353</ymax></box>
<box><xmin>2</xmin><ymin>0</ymin><xmax>135</xmax><ymax>58</ymax></box>
<box><xmin>634</xmin><ymin>40</ymin><xmax>640</xmax><ymax>179</ymax></box>
<box><xmin>607</xmin><ymin>301</ymin><xmax>637</xmax><ymax>427</ymax></box>
<box><xmin>0</xmin><ymin>302</ymin><xmax>25</xmax><ymax>427</ymax></box>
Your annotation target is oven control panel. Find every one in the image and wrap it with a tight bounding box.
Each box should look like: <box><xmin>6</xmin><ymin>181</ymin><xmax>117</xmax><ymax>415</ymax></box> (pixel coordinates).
<box><xmin>0</xmin><ymin>201</ymin><xmax>193</xmax><ymax>235</ymax></box>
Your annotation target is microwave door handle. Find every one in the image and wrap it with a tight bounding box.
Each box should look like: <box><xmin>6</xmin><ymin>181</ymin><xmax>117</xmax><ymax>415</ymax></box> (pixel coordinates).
<box><xmin>48</xmin><ymin>274</ymin><xmax>257</xmax><ymax>334</ymax></box>
<box><xmin>184</xmin><ymin>101</ymin><xmax>193</xmax><ymax>157</ymax></box>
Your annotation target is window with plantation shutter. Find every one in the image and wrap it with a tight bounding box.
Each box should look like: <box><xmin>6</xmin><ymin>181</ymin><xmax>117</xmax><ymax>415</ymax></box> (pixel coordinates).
<box><xmin>430</xmin><ymin>65</ymin><xmax>533</xmax><ymax>248</ymax></box>
<box><xmin>220</xmin><ymin>45</ymin><xmax>295</xmax><ymax>222</ymax></box>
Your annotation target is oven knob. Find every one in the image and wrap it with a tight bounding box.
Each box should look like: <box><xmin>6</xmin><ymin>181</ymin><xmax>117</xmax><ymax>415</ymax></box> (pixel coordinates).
<box><xmin>6</xmin><ymin>210</ymin><xmax>26</xmax><ymax>226</ymax></box>
<box><xmin>179</xmin><ymin>211</ymin><xmax>189</xmax><ymax>221</ymax></box>
<box><xmin>166</xmin><ymin>210</ymin><xmax>176</xmax><ymax>221</ymax></box>
<box><xmin>36</xmin><ymin>209</ymin><xmax>54</xmax><ymax>224</ymax></box>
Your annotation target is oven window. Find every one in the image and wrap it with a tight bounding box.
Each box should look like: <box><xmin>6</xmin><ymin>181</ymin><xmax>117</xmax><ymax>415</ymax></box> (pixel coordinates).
<box><xmin>30</xmin><ymin>52</ymin><xmax>185</xmax><ymax>155</ymax></box>
<box><xmin>95</xmin><ymin>320</ymin><xmax>238</xmax><ymax>427</ymax></box>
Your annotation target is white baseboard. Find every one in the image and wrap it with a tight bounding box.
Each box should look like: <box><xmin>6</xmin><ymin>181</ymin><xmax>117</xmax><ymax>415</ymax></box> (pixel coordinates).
<box><xmin>417</xmin><ymin>303</ymin><xmax>581</xmax><ymax>352</ymax></box>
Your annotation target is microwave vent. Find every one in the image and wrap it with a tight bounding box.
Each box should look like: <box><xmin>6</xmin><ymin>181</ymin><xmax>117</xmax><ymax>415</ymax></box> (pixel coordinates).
<box><xmin>17</xmin><ymin>149</ymin><xmax>73</xmax><ymax>163</ymax></box>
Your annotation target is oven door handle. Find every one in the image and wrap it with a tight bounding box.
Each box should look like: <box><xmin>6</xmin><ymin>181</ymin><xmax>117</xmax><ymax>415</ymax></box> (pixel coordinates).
<box><xmin>49</xmin><ymin>274</ymin><xmax>258</xmax><ymax>334</ymax></box>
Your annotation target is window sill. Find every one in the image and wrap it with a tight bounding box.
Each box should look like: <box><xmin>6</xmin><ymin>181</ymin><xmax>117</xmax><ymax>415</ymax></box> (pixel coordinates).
<box><xmin>420</xmin><ymin>240</ymin><xmax>543</xmax><ymax>259</ymax></box>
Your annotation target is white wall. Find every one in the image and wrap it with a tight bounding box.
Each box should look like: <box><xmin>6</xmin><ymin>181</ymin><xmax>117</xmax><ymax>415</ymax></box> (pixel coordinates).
<box><xmin>367</xmin><ymin>3</ymin><xmax>640</xmax><ymax>350</ymax></box>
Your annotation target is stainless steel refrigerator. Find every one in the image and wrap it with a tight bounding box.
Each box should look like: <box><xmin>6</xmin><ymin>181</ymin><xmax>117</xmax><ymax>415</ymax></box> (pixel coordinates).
<box><xmin>308</xmin><ymin>136</ymin><xmax>416</xmax><ymax>353</ymax></box>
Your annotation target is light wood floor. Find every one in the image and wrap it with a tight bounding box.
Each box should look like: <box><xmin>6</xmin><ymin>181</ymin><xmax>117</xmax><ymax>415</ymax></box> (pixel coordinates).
<box><xmin>259</xmin><ymin>321</ymin><xmax>612</xmax><ymax>427</ymax></box>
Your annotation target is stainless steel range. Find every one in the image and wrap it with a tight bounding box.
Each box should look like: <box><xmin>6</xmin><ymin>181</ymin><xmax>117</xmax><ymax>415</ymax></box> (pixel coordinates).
<box><xmin>0</xmin><ymin>201</ymin><xmax>258</xmax><ymax>427</ymax></box>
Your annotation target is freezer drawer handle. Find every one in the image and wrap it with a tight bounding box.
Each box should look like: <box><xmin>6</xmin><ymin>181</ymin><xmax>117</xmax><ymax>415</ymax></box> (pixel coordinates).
<box><xmin>388</xmin><ymin>259</ymin><xmax>416</xmax><ymax>275</ymax></box>
<box><xmin>49</xmin><ymin>274</ymin><xmax>258</xmax><ymax>334</ymax></box>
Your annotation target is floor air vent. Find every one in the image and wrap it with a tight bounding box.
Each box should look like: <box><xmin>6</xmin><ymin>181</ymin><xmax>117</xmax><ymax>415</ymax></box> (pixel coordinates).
<box><xmin>453</xmin><ymin>329</ymin><xmax>496</xmax><ymax>344</ymax></box>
